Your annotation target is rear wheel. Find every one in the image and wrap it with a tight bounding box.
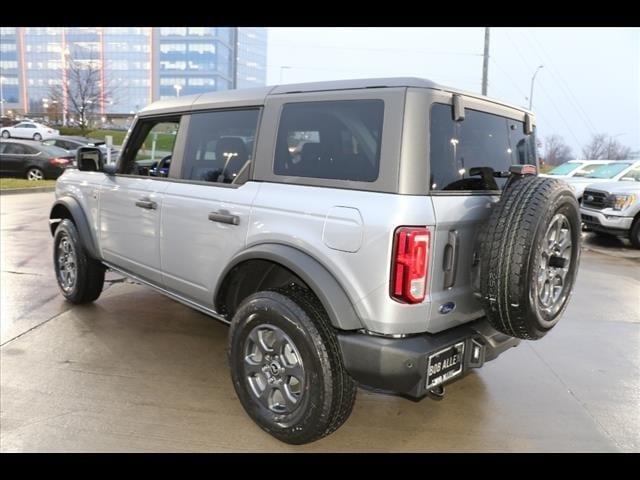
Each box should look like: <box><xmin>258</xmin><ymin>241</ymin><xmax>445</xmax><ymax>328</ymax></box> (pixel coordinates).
<box><xmin>26</xmin><ymin>167</ymin><xmax>44</xmax><ymax>181</ymax></box>
<box><xmin>478</xmin><ymin>176</ymin><xmax>581</xmax><ymax>340</ymax></box>
<box><xmin>33</xmin><ymin>132</ymin><xmax>42</xmax><ymax>141</ymax></box>
<box><xmin>53</xmin><ymin>219</ymin><xmax>105</xmax><ymax>304</ymax></box>
<box><xmin>228</xmin><ymin>284</ymin><xmax>357</xmax><ymax>444</ymax></box>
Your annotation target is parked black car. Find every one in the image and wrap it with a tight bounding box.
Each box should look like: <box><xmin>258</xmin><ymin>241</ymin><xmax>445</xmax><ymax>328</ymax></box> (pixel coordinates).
<box><xmin>42</xmin><ymin>136</ymin><xmax>120</xmax><ymax>160</ymax></box>
<box><xmin>0</xmin><ymin>139</ymin><xmax>74</xmax><ymax>180</ymax></box>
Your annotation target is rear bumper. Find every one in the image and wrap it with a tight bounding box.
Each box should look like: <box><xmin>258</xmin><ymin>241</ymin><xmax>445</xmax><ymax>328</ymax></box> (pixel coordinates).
<box><xmin>336</xmin><ymin>318</ymin><xmax>520</xmax><ymax>399</ymax></box>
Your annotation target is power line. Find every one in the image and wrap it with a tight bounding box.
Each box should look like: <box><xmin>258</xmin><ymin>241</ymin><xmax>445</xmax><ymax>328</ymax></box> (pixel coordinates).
<box><xmin>522</xmin><ymin>31</ymin><xmax>599</xmax><ymax>135</ymax></box>
<box><xmin>503</xmin><ymin>29</ymin><xmax>584</xmax><ymax>148</ymax></box>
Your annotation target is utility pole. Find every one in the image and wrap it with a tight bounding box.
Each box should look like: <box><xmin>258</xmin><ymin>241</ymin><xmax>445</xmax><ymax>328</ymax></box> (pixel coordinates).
<box><xmin>481</xmin><ymin>27</ymin><xmax>490</xmax><ymax>96</ymax></box>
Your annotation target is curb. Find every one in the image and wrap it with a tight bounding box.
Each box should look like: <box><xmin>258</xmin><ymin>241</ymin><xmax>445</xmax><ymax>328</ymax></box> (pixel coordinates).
<box><xmin>0</xmin><ymin>187</ymin><xmax>56</xmax><ymax>195</ymax></box>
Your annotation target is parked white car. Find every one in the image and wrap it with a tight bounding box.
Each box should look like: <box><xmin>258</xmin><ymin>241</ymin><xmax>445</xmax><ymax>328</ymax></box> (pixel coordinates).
<box><xmin>1</xmin><ymin>121</ymin><xmax>60</xmax><ymax>141</ymax></box>
<box><xmin>563</xmin><ymin>160</ymin><xmax>640</xmax><ymax>202</ymax></box>
<box><xmin>540</xmin><ymin>159</ymin><xmax>612</xmax><ymax>179</ymax></box>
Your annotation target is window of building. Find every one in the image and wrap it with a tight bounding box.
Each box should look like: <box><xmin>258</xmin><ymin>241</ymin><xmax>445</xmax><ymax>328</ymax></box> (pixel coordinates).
<box><xmin>160</xmin><ymin>43</ymin><xmax>187</xmax><ymax>53</ymax></box>
<box><xmin>160</xmin><ymin>27</ymin><xmax>187</xmax><ymax>36</ymax></box>
<box><xmin>188</xmin><ymin>43</ymin><xmax>216</xmax><ymax>54</ymax></box>
<box><xmin>274</xmin><ymin>100</ymin><xmax>384</xmax><ymax>182</ymax></box>
<box><xmin>181</xmin><ymin>109</ymin><xmax>260</xmax><ymax>184</ymax></box>
<box><xmin>429</xmin><ymin>103</ymin><xmax>537</xmax><ymax>191</ymax></box>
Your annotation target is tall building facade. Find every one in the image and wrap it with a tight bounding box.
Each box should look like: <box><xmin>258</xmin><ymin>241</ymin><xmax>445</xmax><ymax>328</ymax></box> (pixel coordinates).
<box><xmin>0</xmin><ymin>27</ymin><xmax>267</xmax><ymax>118</ymax></box>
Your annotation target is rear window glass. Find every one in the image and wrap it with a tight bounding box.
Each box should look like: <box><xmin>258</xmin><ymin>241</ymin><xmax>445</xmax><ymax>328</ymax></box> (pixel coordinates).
<box><xmin>429</xmin><ymin>103</ymin><xmax>537</xmax><ymax>191</ymax></box>
<box><xmin>274</xmin><ymin>100</ymin><xmax>384</xmax><ymax>182</ymax></box>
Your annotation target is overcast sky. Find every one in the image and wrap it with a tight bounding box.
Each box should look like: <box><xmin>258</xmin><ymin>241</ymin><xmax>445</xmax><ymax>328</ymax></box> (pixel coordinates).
<box><xmin>265</xmin><ymin>27</ymin><xmax>639</xmax><ymax>156</ymax></box>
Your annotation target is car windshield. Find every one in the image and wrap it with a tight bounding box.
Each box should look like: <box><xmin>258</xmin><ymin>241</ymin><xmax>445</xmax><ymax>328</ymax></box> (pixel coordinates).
<box><xmin>39</xmin><ymin>144</ymin><xmax>72</xmax><ymax>156</ymax></box>
<box><xmin>547</xmin><ymin>162</ymin><xmax>580</xmax><ymax>175</ymax></box>
<box><xmin>585</xmin><ymin>162</ymin><xmax>633</xmax><ymax>179</ymax></box>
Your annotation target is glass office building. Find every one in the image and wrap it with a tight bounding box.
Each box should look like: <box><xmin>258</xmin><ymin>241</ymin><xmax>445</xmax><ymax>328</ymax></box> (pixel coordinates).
<box><xmin>0</xmin><ymin>27</ymin><xmax>267</xmax><ymax>118</ymax></box>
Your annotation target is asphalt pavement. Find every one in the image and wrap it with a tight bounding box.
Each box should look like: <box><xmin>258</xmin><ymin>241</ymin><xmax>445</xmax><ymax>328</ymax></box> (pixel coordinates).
<box><xmin>1</xmin><ymin>192</ymin><xmax>638</xmax><ymax>452</ymax></box>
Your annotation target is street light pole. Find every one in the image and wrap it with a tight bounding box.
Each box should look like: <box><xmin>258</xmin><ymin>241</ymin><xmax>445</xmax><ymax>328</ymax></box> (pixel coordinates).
<box><xmin>528</xmin><ymin>65</ymin><xmax>544</xmax><ymax>110</ymax></box>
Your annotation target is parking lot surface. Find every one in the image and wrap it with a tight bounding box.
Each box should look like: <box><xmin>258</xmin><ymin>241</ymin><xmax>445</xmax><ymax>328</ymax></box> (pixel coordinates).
<box><xmin>1</xmin><ymin>192</ymin><xmax>638</xmax><ymax>452</ymax></box>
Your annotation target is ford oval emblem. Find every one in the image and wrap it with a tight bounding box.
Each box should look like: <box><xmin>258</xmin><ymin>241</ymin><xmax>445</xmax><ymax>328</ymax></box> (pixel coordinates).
<box><xmin>439</xmin><ymin>302</ymin><xmax>456</xmax><ymax>314</ymax></box>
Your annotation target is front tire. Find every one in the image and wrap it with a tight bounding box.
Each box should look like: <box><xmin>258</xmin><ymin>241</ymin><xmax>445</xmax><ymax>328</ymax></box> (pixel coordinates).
<box><xmin>630</xmin><ymin>218</ymin><xmax>640</xmax><ymax>249</ymax></box>
<box><xmin>228</xmin><ymin>284</ymin><xmax>357</xmax><ymax>445</ymax></box>
<box><xmin>1</xmin><ymin>130</ymin><xmax>9</xmax><ymax>138</ymax></box>
<box><xmin>53</xmin><ymin>219</ymin><xmax>105</xmax><ymax>304</ymax></box>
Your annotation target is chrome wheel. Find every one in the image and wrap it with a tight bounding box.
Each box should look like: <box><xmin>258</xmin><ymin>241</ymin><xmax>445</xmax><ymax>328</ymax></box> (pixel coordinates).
<box><xmin>27</xmin><ymin>168</ymin><xmax>44</xmax><ymax>181</ymax></box>
<box><xmin>536</xmin><ymin>213</ymin><xmax>573</xmax><ymax>318</ymax></box>
<box><xmin>56</xmin><ymin>234</ymin><xmax>77</xmax><ymax>293</ymax></box>
<box><xmin>244</xmin><ymin>322</ymin><xmax>305</xmax><ymax>414</ymax></box>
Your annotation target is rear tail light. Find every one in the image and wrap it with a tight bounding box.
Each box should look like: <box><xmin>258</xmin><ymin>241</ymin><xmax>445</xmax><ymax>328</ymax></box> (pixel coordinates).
<box><xmin>50</xmin><ymin>157</ymin><xmax>72</xmax><ymax>167</ymax></box>
<box><xmin>391</xmin><ymin>227</ymin><xmax>430</xmax><ymax>304</ymax></box>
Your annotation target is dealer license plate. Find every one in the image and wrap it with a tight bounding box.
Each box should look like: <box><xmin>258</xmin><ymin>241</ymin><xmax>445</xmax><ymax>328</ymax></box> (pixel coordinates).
<box><xmin>426</xmin><ymin>341</ymin><xmax>465</xmax><ymax>389</ymax></box>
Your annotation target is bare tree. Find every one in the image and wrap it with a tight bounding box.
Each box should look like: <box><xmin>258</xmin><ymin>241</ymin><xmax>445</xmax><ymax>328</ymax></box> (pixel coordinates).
<box><xmin>49</xmin><ymin>58</ymin><xmax>117</xmax><ymax>134</ymax></box>
<box><xmin>541</xmin><ymin>134</ymin><xmax>573</xmax><ymax>166</ymax></box>
<box><xmin>581</xmin><ymin>133</ymin><xmax>632</xmax><ymax>160</ymax></box>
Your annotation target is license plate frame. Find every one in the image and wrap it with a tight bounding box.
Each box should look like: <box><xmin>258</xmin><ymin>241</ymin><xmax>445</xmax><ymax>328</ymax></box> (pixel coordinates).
<box><xmin>426</xmin><ymin>341</ymin><xmax>465</xmax><ymax>390</ymax></box>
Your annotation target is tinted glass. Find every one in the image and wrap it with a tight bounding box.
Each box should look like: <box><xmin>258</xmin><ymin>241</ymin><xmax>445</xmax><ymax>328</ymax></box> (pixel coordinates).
<box><xmin>548</xmin><ymin>162</ymin><xmax>580</xmax><ymax>175</ymax></box>
<box><xmin>3</xmin><ymin>143</ymin><xmax>28</xmax><ymax>154</ymax></box>
<box><xmin>122</xmin><ymin>119</ymin><xmax>180</xmax><ymax>177</ymax></box>
<box><xmin>182</xmin><ymin>109</ymin><xmax>259</xmax><ymax>184</ymax></box>
<box><xmin>274</xmin><ymin>100</ymin><xmax>384</xmax><ymax>182</ymax></box>
<box><xmin>429</xmin><ymin>103</ymin><xmax>537</xmax><ymax>191</ymax></box>
<box><xmin>585</xmin><ymin>163</ymin><xmax>633</xmax><ymax>179</ymax></box>
<box><xmin>39</xmin><ymin>144</ymin><xmax>70</xmax><ymax>156</ymax></box>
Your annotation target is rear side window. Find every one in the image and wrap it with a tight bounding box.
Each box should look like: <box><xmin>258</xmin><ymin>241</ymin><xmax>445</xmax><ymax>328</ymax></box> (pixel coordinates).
<box><xmin>429</xmin><ymin>103</ymin><xmax>537</xmax><ymax>191</ymax></box>
<box><xmin>274</xmin><ymin>100</ymin><xmax>384</xmax><ymax>182</ymax></box>
<box><xmin>3</xmin><ymin>143</ymin><xmax>31</xmax><ymax>154</ymax></box>
<box><xmin>182</xmin><ymin>109</ymin><xmax>260</xmax><ymax>184</ymax></box>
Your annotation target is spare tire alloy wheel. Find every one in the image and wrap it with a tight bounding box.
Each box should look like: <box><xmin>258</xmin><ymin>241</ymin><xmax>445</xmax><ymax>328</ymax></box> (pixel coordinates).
<box><xmin>537</xmin><ymin>213</ymin><xmax>573</xmax><ymax>318</ymax></box>
<box><xmin>478</xmin><ymin>176</ymin><xmax>581</xmax><ymax>340</ymax></box>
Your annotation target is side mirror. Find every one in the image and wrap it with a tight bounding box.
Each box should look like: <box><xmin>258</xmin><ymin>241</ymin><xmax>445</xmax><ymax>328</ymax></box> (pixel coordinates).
<box><xmin>76</xmin><ymin>147</ymin><xmax>104</xmax><ymax>172</ymax></box>
<box><xmin>524</xmin><ymin>113</ymin><xmax>534</xmax><ymax>135</ymax></box>
<box><xmin>452</xmin><ymin>95</ymin><xmax>465</xmax><ymax>122</ymax></box>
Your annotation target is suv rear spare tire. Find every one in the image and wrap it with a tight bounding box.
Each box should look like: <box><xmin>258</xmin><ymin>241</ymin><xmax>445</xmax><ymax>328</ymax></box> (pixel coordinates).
<box><xmin>478</xmin><ymin>176</ymin><xmax>581</xmax><ymax>340</ymax></box>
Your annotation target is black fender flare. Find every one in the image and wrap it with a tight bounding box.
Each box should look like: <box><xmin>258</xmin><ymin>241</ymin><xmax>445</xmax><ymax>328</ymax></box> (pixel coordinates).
<box><xmin>49</xmin><ymin>196</ymin><xmax>100</xmax><ymax>260</ymax></box>
<box><xmin>215</xmin><ymin>243</ymin><xmax>363</xmax><ymax>331</ymax></box>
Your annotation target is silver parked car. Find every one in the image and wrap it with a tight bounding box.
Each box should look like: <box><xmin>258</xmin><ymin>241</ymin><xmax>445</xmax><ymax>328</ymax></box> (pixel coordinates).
<box><xmin>49</xmin><ymin>78</ymin><xmax>580</xmax><ymax>444</ymax></box>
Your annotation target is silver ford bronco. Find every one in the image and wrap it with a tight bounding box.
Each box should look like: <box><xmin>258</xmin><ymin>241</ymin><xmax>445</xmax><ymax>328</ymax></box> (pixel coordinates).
<box><xmin>50</xmin><ymin>77</ymin><xmax>581</xmax><ymax>444</ymax></box>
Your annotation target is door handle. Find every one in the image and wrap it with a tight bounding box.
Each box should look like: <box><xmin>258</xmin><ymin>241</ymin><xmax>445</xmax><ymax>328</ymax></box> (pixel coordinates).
<box><xmin>443</xmin><ymin>230</ymin><xmax>459</xmax><ymax>289</ymax></box>
<box><xmin>135</xmin><ymin>198</ymin><xmax>157</xmax><ymax>210</ymax></box>
<box><xmin>208</xmin><ymin>210</ymin><xmax>240</xmax><ymax>225</ymax></box>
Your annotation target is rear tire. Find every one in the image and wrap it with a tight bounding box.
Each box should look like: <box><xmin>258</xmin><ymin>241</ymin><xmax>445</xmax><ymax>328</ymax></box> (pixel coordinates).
<box><xmin>26</xmin><ymin>167</ymin><xmax>44</xmax><ymax>181</ymax></box>
<box><xmin>53</xmin><ymin>219</ymin><xmax>105</xmax><ymax>304</ymax></box>
<box><xmin>478</xmin><ymin>176</ymin><xmax>581</xmax><ymax>340</ymax></box>
<box><xmin>33</xmin><ymin>133</ymin><xmax>42</xmax><ymax>141</ymax></box>
<box><xmin>228</xmin><ymin>284</ymin><xmax>357</xmax><ymax>444</ymax></box>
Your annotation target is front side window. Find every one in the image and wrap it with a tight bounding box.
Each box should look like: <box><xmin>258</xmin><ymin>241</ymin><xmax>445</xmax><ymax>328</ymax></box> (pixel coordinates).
<box><xmin>620</xmin><ymin>167</ymin><xmax>640</xmax><ymax>181</ymax></box>
<box><xmin>429</xmin><ymin>103</ymin><xmax>537</xmax><ymax>191</ymax></box>
<box><xmin>121</xmin><ymin>118</ymin><xmax>180</xmax><ymax>177</ymax></box>
<box><xmin>274</xmin><ymin>100</ymin><xmax>384</xmax><ymax>182</ymax></box>
<box><xmin>181</xmin><ymin>109</ymin><xmax>260</xmax><ymax>184</ymax></box>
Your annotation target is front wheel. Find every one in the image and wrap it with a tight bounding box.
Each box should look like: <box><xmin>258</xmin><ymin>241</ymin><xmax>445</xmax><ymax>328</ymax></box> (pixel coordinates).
<box><xmin>228</xmin><ymin>285</ymin><xmax>357</xmax><ymax>445</ymax></box>
<box><xmin>630</xmin><ymin>218</ymin><xmax>640</xmax><ymax>249</ymax></box>
<box><xmin>53</xmin><ymin>219</ymin><xmax>105</xmax><ymax>303</ymax></box>
<box><xmin>1</xmin><ymin>130</ymin><xmax>9</xmax><ymax>138</ymax></box>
